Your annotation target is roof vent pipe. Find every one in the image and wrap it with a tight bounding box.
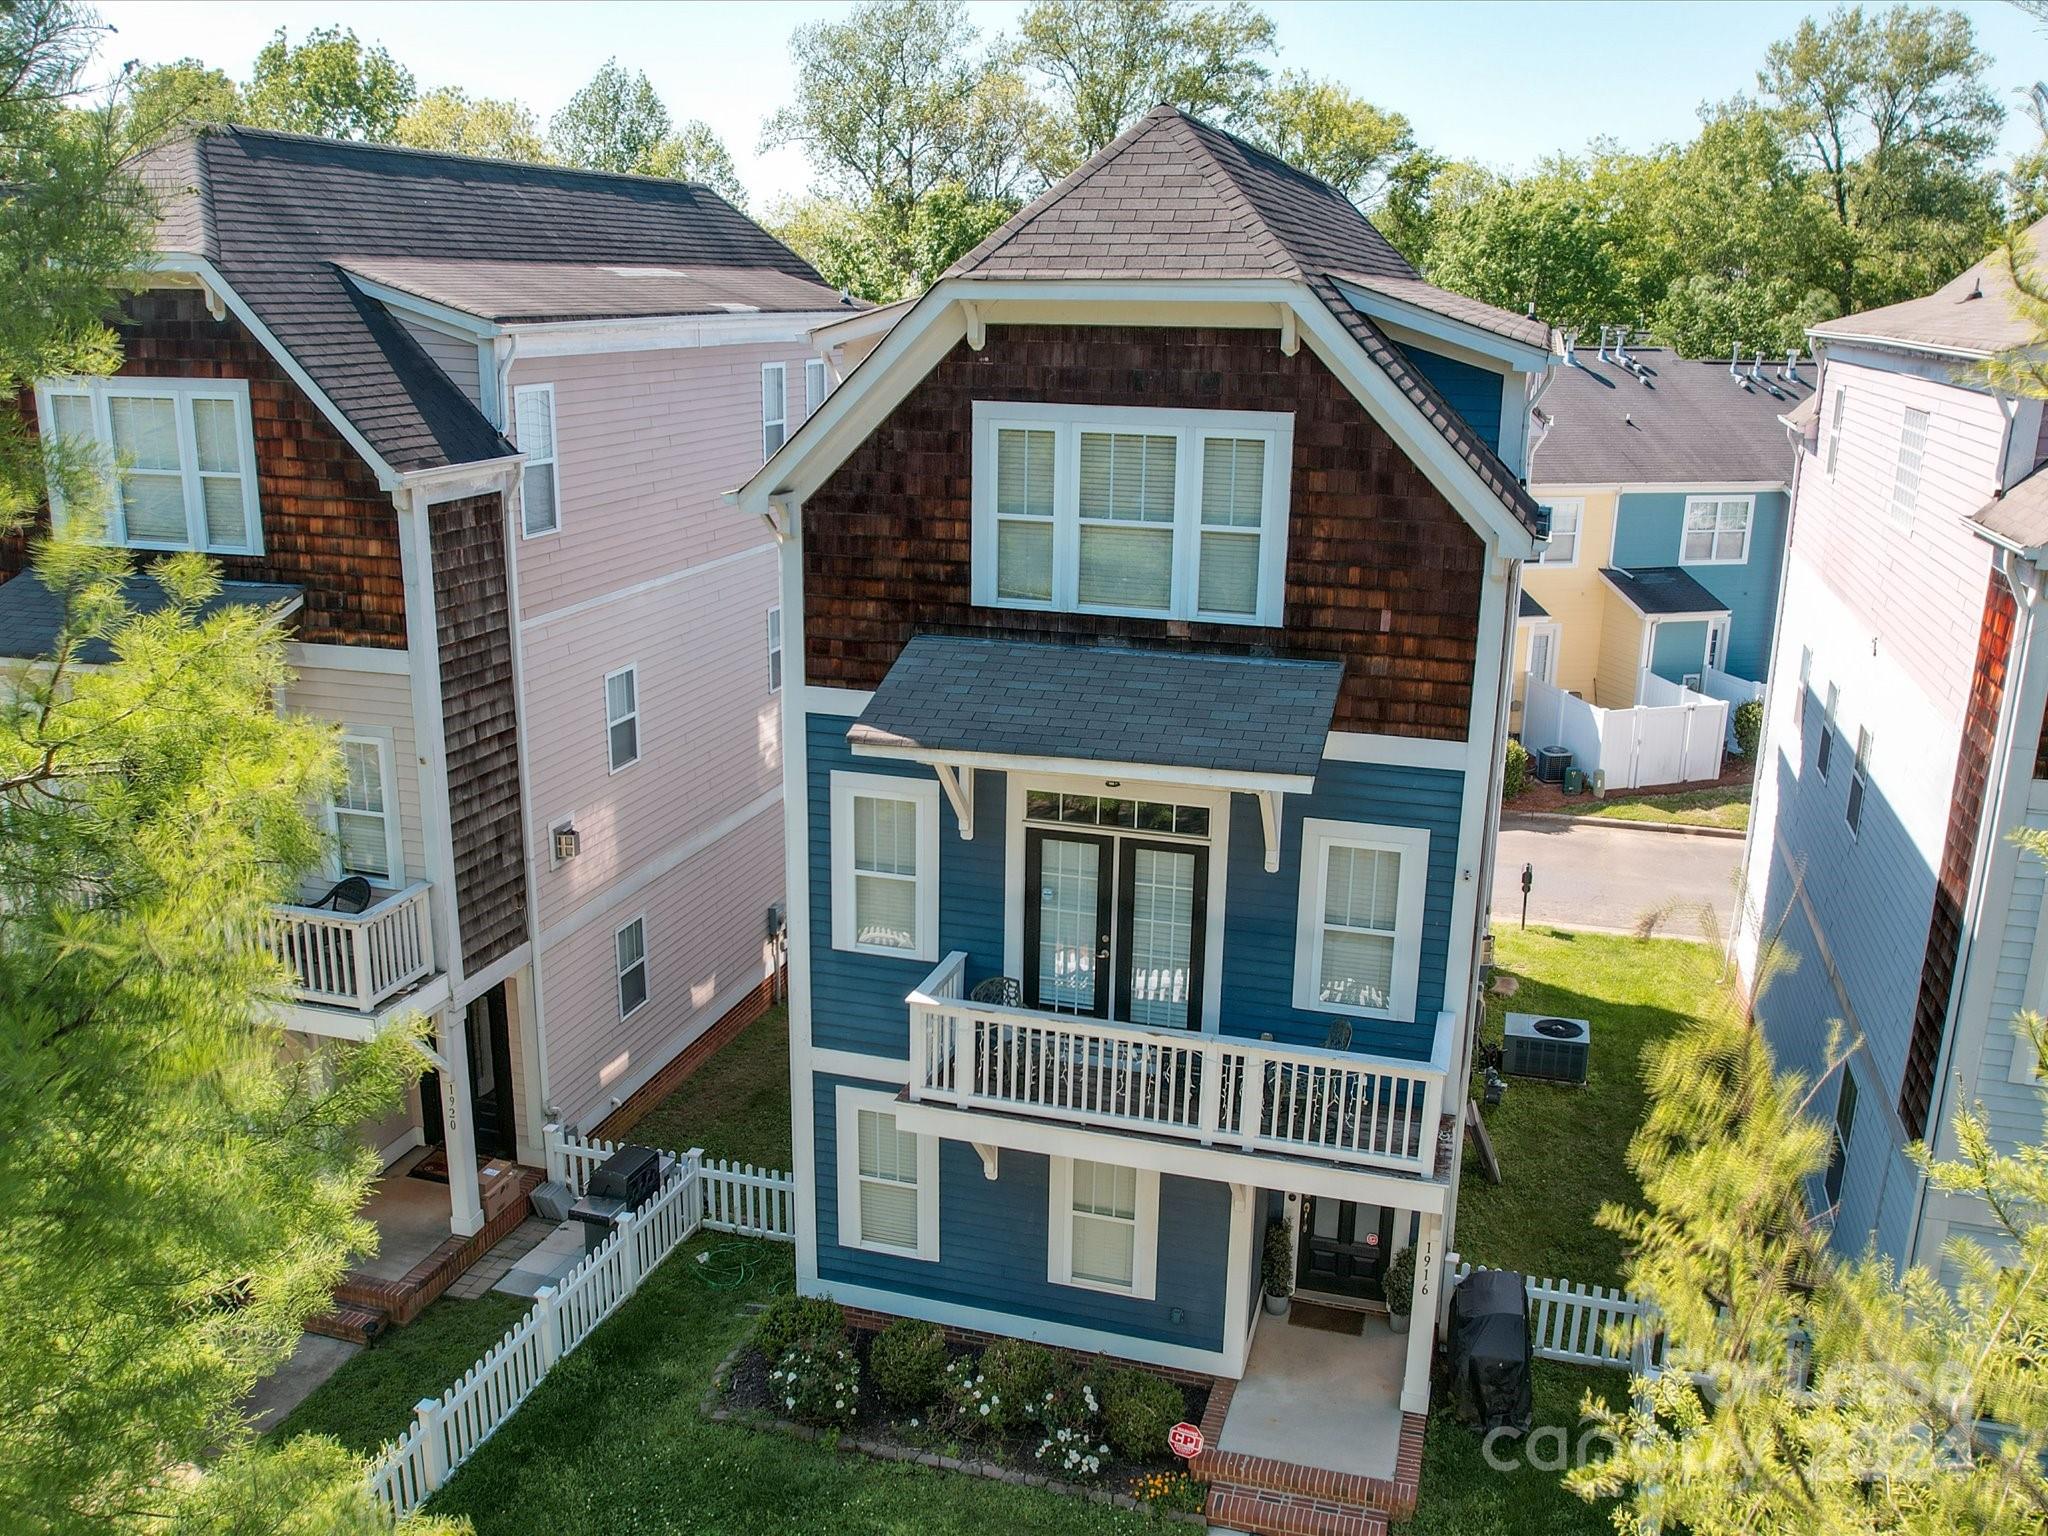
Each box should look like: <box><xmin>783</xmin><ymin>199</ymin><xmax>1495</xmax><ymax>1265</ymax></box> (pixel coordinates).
<box><xmin>1615</xmin><ymin>330</ymin><xmax>1631</xmax><ymax>369</ymax></box>
<box><xmin>1729</xmin><ymin>343</ymin><xmax>1742</xmax><ymax>379</ymax></box>
<box><xmin>1748</xmin><ymin>350</ymin><xmax>1765</xmax><ymax>382</ymax></box>
<box><xmin>1782</xmin><ymin>349</ymin><xmax>1799</xmax><ymax>383</ymax></box>
<box><xmin>1561</xmin><ymin>328</ymin><xmax>1577</xmax><ymax>367</ymax></box>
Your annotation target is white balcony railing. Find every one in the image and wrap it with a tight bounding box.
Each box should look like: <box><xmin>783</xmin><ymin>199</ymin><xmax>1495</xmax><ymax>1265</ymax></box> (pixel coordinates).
<box><xmin>264</xmin><ymin>881</ymin><xmax>435</xmax><ymax>1012</ymax></box>
<box><xmin>907</xmin><ymin>952</ymin><xmax>1448</xmax><ymax>1178</ymax></box>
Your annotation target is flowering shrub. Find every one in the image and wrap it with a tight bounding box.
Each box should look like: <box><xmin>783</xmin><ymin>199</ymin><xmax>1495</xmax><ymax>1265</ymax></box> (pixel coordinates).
<box><xmin>978</xmin><ymin>1338</ymin><xmax>1063</xmax><ymax>1411</ymax></box>
<box><xmin>1132</xmin><ymin>1470</ymin><xmax>1208</xmax><ymax>1513</ymax></box>
<box><xmin>943</xmin><ymin>1354</ymin><xmax>1009</xmax><ymax>1435</ymax></box>
<box><xmin>1031</xmin><ymin>1371</ymin><xmax>1100</xmax><ymax>1435</ymax></box>
<box><xmin>1035</xmin><ymin>1424</ymin><xmax>1113</xmax><ymax>1482</ymax></box>
<box><xmin>769</xmin><ymin>1341</ymin><xmax>861</xmax><ymax>1428</ymax></box>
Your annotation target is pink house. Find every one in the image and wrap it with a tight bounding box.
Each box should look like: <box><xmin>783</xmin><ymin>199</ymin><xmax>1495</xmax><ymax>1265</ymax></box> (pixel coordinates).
<box><xmin>2</xmin><ymin>126</ymin><xmax>857</xmax><ymax>1328</ymax></box>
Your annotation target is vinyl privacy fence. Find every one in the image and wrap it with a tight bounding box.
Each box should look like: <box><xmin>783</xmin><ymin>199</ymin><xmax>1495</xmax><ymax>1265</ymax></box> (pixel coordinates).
<box><xmin>1522</xmin><ymin>675</ymin><xmax>1727</xmax><ymax>790</ymax></box>
<box><xmin>364</xmin><ymin>1127</ymin><xmax>794</xmax><ymax>1520</ymax></box>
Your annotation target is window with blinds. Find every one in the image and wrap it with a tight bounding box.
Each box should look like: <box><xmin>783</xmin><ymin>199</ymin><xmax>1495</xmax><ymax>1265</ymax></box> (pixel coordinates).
<box><xmin>605</xmin><ymin>666</ymin><xmax>640</xmax><ymax>773</ymax></box>
<box><xmin>515</xmin><ymin>384</ymin><xmax>559</xmax><ymax>536</ymax></box>
<box><xmin>37</xmin><ymin>378</ymin><xmax>260</xmax><ymax>553</ymax></box>
<box><xmin>851</xmin><ymin>793</ymin><xmax>919</xmax><ymax>951</ymax></box>
<box><xmin>332</xmin><ymin>736</ymin><xmax>395</xmax><ymax>882</ymax></box>
<box><xmin>854</xmin><ymin>1107</ymin><xmax>922</xmax><ymax>1252</ymax></box>
<box><xmin>1681</xmin><ymin>496</ymin><xmax>1752</xmax><ymax>564</ymax></box>
<box><xmin>615</xmin><ymin>916</ymin><xmax>648</xmax><ymax>1018</ymax></box>
<box><xmin>975</xmin><ymin>405</ymin><xmax>1291</xmax><ymax>624</ymax></box>
<box><xmin>832</xmin><ymin>771</ymin><xmax>938</xmax><ymax>962</ymax></box>
<box><xmin>1293</xmin><ymin>818</ymin><xmax>1430</xmax><ymax>1021</ymax></box>
<box><xmin>1068</xmin><ymin>1160</ymin><xmax>1139</xmax><ymax>1288</ymax></box>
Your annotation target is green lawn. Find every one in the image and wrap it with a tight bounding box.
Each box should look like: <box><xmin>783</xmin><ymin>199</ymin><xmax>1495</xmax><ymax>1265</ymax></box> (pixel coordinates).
<box><xmin>1401</xmin><ymin>1364</ymin><xmax>1629</xmax><ymax>1536</ymax></box>
<box><xmin>1456</xmin><ymin>926</ymin><xmax>1721</xmax><ymax>1286</ymax></box>
<box><xmin>1548</xmin><ymin>781</ymin><xmax>1751</xmax><ymax>831</ymax></box>
<box><xmin>626</xmin><ymin>1004</ymin><xmax>793</xmax><ymax>1169</ymax></box>
<box><xmin>269</xmin><ymin>1293</ymin><xmax>530</xmax><ymax>1454</ymax></box>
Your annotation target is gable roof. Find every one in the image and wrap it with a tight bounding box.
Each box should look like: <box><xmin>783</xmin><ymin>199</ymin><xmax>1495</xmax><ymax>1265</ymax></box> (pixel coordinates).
<box><xmin>1600</xmin><ymin>565</ymin><xmax>1729</xmax><ymax>619</ymax></box>
<box><xmin>1808</xmin><ymin>217</ymin><xmax>2047</xmax><ymax>358</ymax></box>
<box><xmin>137</xmin><ymin>126</ymin><xmax>850</xmax><ymax>475</ymax></box>
<box><xmin>946</xmin><ymin>106</ymin><xmax>1548</xmax><ymax>352</ymax></box>
<box><xmin>1974</xmin><ymin>461</ymin><xmax>2048</xmax><ymax>553</ymax></box>
<box><xmin>1531</xmin><ymin>346</ymin><xmax>1809</xmax><ymax>486</ymax></box>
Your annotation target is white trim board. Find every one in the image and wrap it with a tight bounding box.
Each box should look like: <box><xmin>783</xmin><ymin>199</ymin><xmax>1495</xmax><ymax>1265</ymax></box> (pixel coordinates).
<box><xmin>285</xmin><ymin>641</ymin><xmax>412</xmax><ymax>675</ymax></box>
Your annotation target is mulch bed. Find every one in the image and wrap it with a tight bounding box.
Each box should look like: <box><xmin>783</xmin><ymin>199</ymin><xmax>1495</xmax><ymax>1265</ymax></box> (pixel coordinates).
<box><xmin>1511</xmin><ymin>757</ymin><xmax>1753</xmax><ymax>814</ymax></box>
<box><xmin>705</xmin><ymin>1324</ymin><xmax>1210</xmax><ymax>1520</ymax></box>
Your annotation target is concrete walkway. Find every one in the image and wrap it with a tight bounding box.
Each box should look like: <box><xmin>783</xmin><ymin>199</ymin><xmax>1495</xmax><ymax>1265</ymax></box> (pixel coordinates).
<box><xmin>1492</xmin><ymin>813</ymin><xmax>1740</xmax><ymax>940</ymax></box>
<box><xmin>241</xmin><ymin>1332</ymin><xmax>361</xmax><ymax>1433</ymax></box>
<box><xmin>1217</xmin><ymin>1311</ymin><xmax>1406</xmax><ymax>1480</ymax></box>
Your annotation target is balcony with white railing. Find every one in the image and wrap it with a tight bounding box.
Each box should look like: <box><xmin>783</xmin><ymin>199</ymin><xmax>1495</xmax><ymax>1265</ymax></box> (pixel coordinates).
<box><xmin>905</xmin><ymin>952</ymin><xmax>1449</xmax><ymax>1179</ymax></box>
<box><xmin>264</xmin><ymin>881</ymin><xmax>436</xmax><ymax>1014</ymax></box>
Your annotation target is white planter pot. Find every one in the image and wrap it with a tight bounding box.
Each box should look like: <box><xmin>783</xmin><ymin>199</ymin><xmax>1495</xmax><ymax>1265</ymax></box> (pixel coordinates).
<box><xmin>1263</xmin><ymin>1292</ymin><xmax>1291</xmax><ymax>1317</ymax></box>
<box><xmin>1388</xmin><ymin>1309</ymin><xmax>1411</xmax><ymax>1333</ymax></box>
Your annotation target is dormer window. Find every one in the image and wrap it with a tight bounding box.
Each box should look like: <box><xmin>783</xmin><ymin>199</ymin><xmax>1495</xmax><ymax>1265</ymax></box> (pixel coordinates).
<box><xmin>971</xmin><ymin>402</ymin><xmax>1292</xmax><ymax>626</ymax></box>
<box><xmin>36</xmin><ymin>377</ymin><xmax>261</xmax><ymax>554</ymax></box>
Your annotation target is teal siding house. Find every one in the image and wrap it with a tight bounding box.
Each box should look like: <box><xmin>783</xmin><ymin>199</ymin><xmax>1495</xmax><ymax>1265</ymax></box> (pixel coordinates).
<box><xmin>734</xmin><ymin>108</ymin><xmax>1551</xmax><ymax>1515</ymax></box>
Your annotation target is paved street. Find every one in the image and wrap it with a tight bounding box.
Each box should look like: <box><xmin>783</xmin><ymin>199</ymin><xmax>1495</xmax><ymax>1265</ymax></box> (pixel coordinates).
<box><xmin>1491</xmin><ymin>814</ymin><xmax>1741</xmax><ymax>940</ymax></box>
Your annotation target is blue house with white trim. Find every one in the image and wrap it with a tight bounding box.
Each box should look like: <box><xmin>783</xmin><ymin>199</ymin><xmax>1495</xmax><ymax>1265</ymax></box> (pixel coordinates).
<box><xmin>735</xmin><ymin>108</ymin><xmax>1550</xmax><ymax>1502</ymax></box>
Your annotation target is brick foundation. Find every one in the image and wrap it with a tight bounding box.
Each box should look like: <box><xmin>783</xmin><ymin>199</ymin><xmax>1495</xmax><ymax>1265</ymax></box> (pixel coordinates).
<box><xmin>835</xmin><ymin>1306</ymin><xmax>1221</xmax><ymax>1389</ymax></box>
<box><xmin>325</xmin><ymin>1165</ymin><xmax>543</xmax><ymax>1330</ymax></box>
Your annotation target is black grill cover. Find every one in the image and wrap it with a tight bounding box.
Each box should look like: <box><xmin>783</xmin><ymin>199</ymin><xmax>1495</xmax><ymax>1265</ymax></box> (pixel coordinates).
<box><xmin>587</xmin><ymin>1145</ymin><xmax>663</xmax><ymax>1209</ymax></box>
<box><xmin>1445</xmin><ymin>1269</ymin><xmax>1534</xmax><ymax>1434</ymax></box>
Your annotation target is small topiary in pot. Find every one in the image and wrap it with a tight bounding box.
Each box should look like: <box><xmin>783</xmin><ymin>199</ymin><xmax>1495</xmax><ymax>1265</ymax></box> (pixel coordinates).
<box><xmin>868</xmin><ymin>1317</ymin><xmax>948</xmax><ymax>1411</ymax></box>
<box><xmin>1383</xmin><ymin>1245</ymin><xmax>1417</xmax><ymax>1334</ymax></box>
<box><xmin>768</xmin><ymin>1340</ymin><xmax>861</xmax><ymax>1428</ymax></box>
<box><xmin>1101</xmin><ymin>1365</ymin><xmax>1186</xmax><ymax>1462</ymax></box>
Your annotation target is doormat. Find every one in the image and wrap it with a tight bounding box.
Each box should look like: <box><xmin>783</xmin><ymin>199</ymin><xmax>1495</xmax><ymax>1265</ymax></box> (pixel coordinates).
<box><xmin>1288</xmin><ymin>1301</ymin><xmax>1366</xmax><ymax>1336</ymax></box>
<box><xmin>408</xmin><ymin>1147</ymin><xmax>450</xmax><ymax>1185</ymax></box>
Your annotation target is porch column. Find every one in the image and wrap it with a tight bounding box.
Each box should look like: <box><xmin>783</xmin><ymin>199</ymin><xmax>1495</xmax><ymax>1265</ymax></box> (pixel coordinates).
<box><xmin>1400</xmin><ymin>1211</ymin><xmax>1444</xmax><ymax>1414</ymax></box>
<box><xmin>435</xmin><ymin>1008</ymin><xmax>486</xmax><ymax>1236</ymax></box>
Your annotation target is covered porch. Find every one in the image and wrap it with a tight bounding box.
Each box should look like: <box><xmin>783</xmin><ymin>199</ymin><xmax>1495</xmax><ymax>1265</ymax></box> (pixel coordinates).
<box><xmin>1216</xmin><ymin>1312</ymin><xmax>1414</xmax><ymax>1481</ymax></box>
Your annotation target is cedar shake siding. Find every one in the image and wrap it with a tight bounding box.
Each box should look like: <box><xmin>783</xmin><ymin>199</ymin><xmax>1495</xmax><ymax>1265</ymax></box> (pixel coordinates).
<box><xmin>1903</xmin><ymin>573</ymin><xmax>2016</xmax><ymax>1139</ymax></box>
<box><xmin>801</xmin><ymin>324</ymin><xmax>1488</xmax><ymax>740</ymax></box>
<box><xmin>430</xmin><ymin>491</ymin><xmax>527</xmax><ymax>973</ymax></box>
<box><xmin>1</xmin><ymin>288</ymin><xmax>408</xmax><ymax>647</ymax></box>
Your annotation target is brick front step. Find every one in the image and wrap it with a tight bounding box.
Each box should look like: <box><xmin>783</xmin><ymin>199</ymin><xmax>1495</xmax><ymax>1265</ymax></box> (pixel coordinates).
<box><xmin>306</xmin><ymin>1302</ymin><xmax>388</xmax><ymax>1345</ymax></box>
<box><xmin>1187</xmin><ymin>1380</ymin><xmax>1425</xmax><ymax>1520</ymax></box>
<box><xmin>1205</xmin><ymin>1482</ymin><xmax>1388</xmax><ymax>1536</ymax></box>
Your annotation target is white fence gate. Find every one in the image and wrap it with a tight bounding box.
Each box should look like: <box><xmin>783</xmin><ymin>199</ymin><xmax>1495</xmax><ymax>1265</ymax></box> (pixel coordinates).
<box><xmin>364</xmin><ymin>1128</ymin><xmax>794</xmax><ymax>1520</ymax></box>
<box><xmin>1522</xmin><ymin>676</ymin><xmax>1727</xmax><ymax>790</ymax></box>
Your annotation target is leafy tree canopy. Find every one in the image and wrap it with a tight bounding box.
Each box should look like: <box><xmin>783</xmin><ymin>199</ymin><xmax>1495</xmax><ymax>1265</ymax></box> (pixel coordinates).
<box><xmin>121</xmin><ymin>57</ymin><xmax>239</xmax><ymax>136</ymax></box>
<box><xmin>1242</xmin><ymin>71</ymin><xmax>1420</xmax><ymax>208</ymax></box>
<box><xmin>548</xmin><ymin>58</ymin><xmax>670</xmax><ymax>173</ymax></box>
<box><xmin>242</xmin><ymin>25</ymin><xmax>416</xmax><ymax>141</ymax></box>
<box><xmin>394</xmin><ymin>86</ymin><xmax>546</xmax><ymax>162</ymax></box>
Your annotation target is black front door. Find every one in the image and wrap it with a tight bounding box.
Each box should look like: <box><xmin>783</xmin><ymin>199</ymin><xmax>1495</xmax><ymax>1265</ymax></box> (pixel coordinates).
<box><xmin>1296</xmin><ymin>1197</ymin><xmax>1396</xmax><ymax>1301</ymax></box>
<box><xmin>465</xmin><ymin>983</ymin><xmax>517</xmax><ymax>1160</ymax></box>
<box><xmin>1024</xmin><ymin>828</ymin><xmax>1207</xmax><ymax>1029</ymax></box>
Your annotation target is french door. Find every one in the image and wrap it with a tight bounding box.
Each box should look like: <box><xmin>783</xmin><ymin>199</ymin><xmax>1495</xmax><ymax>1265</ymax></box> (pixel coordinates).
<box><xmin>1022</xmin><ymin>828</ymin><xmax>1207</xmax><ymax>1029</ymax></box>
<box><xmin>1296</xmin><ymin>1197</ymin><xmax>1396</xmax><ymax>1301</ymax></box>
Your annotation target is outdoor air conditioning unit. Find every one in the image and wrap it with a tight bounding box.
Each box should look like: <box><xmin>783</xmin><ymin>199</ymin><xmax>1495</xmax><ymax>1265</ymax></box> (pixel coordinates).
<box><xmin>1503</xmin><ymin>1013</ymin><xmax>1591</xmax><ymax>1084</ymax></box>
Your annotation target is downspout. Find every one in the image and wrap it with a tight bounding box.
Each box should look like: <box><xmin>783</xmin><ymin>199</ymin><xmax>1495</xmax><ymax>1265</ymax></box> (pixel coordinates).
<box><xmin>1910</xmin><ymin>543</ymin><xmax>2042</xmax><ymax>1257</ymax></box>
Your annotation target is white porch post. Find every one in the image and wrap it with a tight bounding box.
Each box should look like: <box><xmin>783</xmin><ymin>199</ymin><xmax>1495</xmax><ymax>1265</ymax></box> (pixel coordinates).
<box><xmin>1400</xmin><ymin>1211</ymin><xmax>1444</xmax><ymax>1413</ymax></box>
<box><xmin>435</xmin><ymin>1008</ymin><xmax>486</xmax><ymax>1236</ymax></box>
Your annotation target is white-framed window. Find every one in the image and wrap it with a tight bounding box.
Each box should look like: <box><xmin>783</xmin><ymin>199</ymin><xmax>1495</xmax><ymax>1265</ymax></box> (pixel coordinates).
<box><xmin>1796</xmin><ymin>645</ymin><xmax>1814</xmax><ymax>761</ymax></box>
<box><xmin>762</xmin><ymin>363</ymin><xmax>788</xmax><ymax>461</ymax></box>
<box><xmin>830</xmin><ymin>770</ymin><xmax>939</xmax><ymax>961</ymax></box>
<box><xmin>514</xmin><ymin>383</ymin><xmax>559</xmax><ymax>537</ymax></box>
<box><xmin>835</xmin><ymin>1085</ymin><xmax>939</xmax><ymax>1260</ymax></box>
<box><xmin>1293</xmin><ymin>818</ymin><xmax>1430</xmax><ymax>1021</ymax></box>
<box><xmin>615</xmin><ymin>914</ymin><xmax>649</xmax><ymax>1018</ymax></box>
<box><xmin>970</xmin><ymin>401</ymin><xmax>1293</xmax><ymax>626</ymax></box>
<box><xmin>1890</xmin><ymin>407</ymin><xmax>1929</xmax><ymax>527</ymax></box>
<box><xmin>1681</xmin><ymin>495</ymin><xmax>1752</xmax><ymax>565</ymax></box>
<box><xmin>36</xmin><ymin>376</ymin><xmax>262</xmax><ymax>553</ymax></box>
<box><xmin>1817</xmin><ymin>681</ymin><xmax>1839</xmax><ymax>778</ymax></box>
<box><xmin>1846</xmin><ymin>726</ymin><xmax>1872</xmax><ymax>836</ymax></box>
<box><xmin>1826</xmin><ymin>386</ymin><xmax>1848</xmax><ymax>477</ymax></box>
<box><xmin>605</xmin><ymin>665</ymin><xmax>640</xmax><ymax>773</ymax></box>
<box><xmin>766</xmin><ymin>605</ymin><xmax>783</xmax><ymax>694</ymax></box>
<box><xmin>1048</xmin><ymin>1157</ymin><xmax>1159</xmax><ymax>1298</ymax></box>
<box><xmin>805</xmin><ymin>358</ymin><xmax>829</xmax><ymax>419</ymax></box>
<box><xmin>1536</xmin><ymin>497</ymin><xmax>1582</xmax><ymax>565</ymax></box>
<box><xmin>328</xmin><ymin>733</ymin><xmax>401</xmax><ymax>885</ymax></box>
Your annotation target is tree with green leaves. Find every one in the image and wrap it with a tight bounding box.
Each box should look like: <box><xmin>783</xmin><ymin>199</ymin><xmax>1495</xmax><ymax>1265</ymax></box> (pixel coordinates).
<box><xmin>120</xmin><ymin>58</ymin><xmax>240</xmax><ymax>136</ymax></box>
<box><xmin>1759</xmin><ymin>3</ymin><xmax>2004</xmax><ymax>313</ymax></box>
<box><xmin>242</xmin><ymin>25</ymin><xmax>416</xmax><ymax>142</ymax></box>
<box><xmin>0</xmin><ymin>6</ymin><xmax>456</xmax><ymax>1531</ymax></box>
<box><xmin>1419</xmin><ymin>156</ymin><xmax>1632</xmax><ymax>337</ymax></box>
<box><xmin>394</xmin><ymin>86</ymin><xmax>547</xmax><ymax>162</ymax></box>
<box><xmin>640</xmin><ymin>121</ymin><xmax>748</xmax><ymax>207</ymax></box>
<box><xmin>547</xmin><ymin>58</ymin><xmax>670</xmax><ymax>174</ymax></box>
<box><xmin>764</xmin><ymin>0</ymin><xmax>1029</xmax><ymax>288</ymax></box>
<box><xmin>1242</xmin><ymin>71</ymin><xmax>1422</xmax><ymax>209</ymax></box>
<box><xmin>1570</xmin><ymin>847</ymin><xmax>2048</xmax><ymax>1532</ymax></box>
<box><xmin>1013</xmin><ymin>0</ymin><xmax>1275</xmax><ymax>178</ymax></box>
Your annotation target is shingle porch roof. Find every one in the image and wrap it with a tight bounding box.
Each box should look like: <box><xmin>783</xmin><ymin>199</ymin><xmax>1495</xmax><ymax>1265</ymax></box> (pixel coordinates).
<box><xmin>0</xmin><ymin>571</ymin><xmax>303</xmax><ymax>663</ymax></box>
<box><xmin>847</xmin><ymin>635</ymin><xmax>1345</xmax><ymax>783</ymax></box>
<box><xmin>1599</xmin><ymin>566</ymin><xmax>1729</xmax><ymax>619</ymax></box>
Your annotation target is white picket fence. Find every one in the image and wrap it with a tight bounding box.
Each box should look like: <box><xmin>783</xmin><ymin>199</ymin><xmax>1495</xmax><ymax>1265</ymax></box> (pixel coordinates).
<box><xmin>364</xmin><ymin>1128</ymin><xmax>794</xmax><ymax>1520</ymax></box>
<box><xmin>1447</xmin><ymin>1257</ymin><xmax>1665</xmax><ymax>1377</ymax></box>
<box><xmin>1523</xmin><ymin>675</ymin><xmax>1726</xmax><ymax>790</ymax></box>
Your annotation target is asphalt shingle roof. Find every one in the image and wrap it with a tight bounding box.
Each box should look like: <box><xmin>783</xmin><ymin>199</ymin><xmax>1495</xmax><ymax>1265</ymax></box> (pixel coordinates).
<box><xmin>137</xmin><ymin>126</ymin><xmax>846</xmax><ymax>474</ymax></box>
<box><xmin>0</xmin><ymin>572</ymin><xmax>303</xmax><ymax>662</ymax></box>
<box><xmin>1810</xmin><ymin>216</ymin><xmax>2048</xmax><ymax>358</ymax></box>
<box><xmin>1974</xmin><ymin>462</ymin><xmax>2048</xmax><ymax>552</ymax></box>
<box><xmin>338</xmin><ymin>256</ymin><xmax>857</xmax><ymax>324</ymax></box>
<box><xmin>947</xmin><ymin>106</ymin><xmax>1548</xmax><ymax>352</ymax></box>
<box><xmin>1531</xmin><ymin>347</ymin><xmax>1810</xmax><ymax>486</ymax></box>
<box><xmin>847</xmin><ymin>635</ymin><xmax>1345</xmax><ymax>781</ymax></box>
<box><xmin>1519</xmin><ymin>590</ymin><xmax>1548</xmax><ymax>620</ymax></box>
<box><xmin>1599</xmin><ymin>566</ymin><xmax>1730</xmax><ymax>619</ymax></box>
